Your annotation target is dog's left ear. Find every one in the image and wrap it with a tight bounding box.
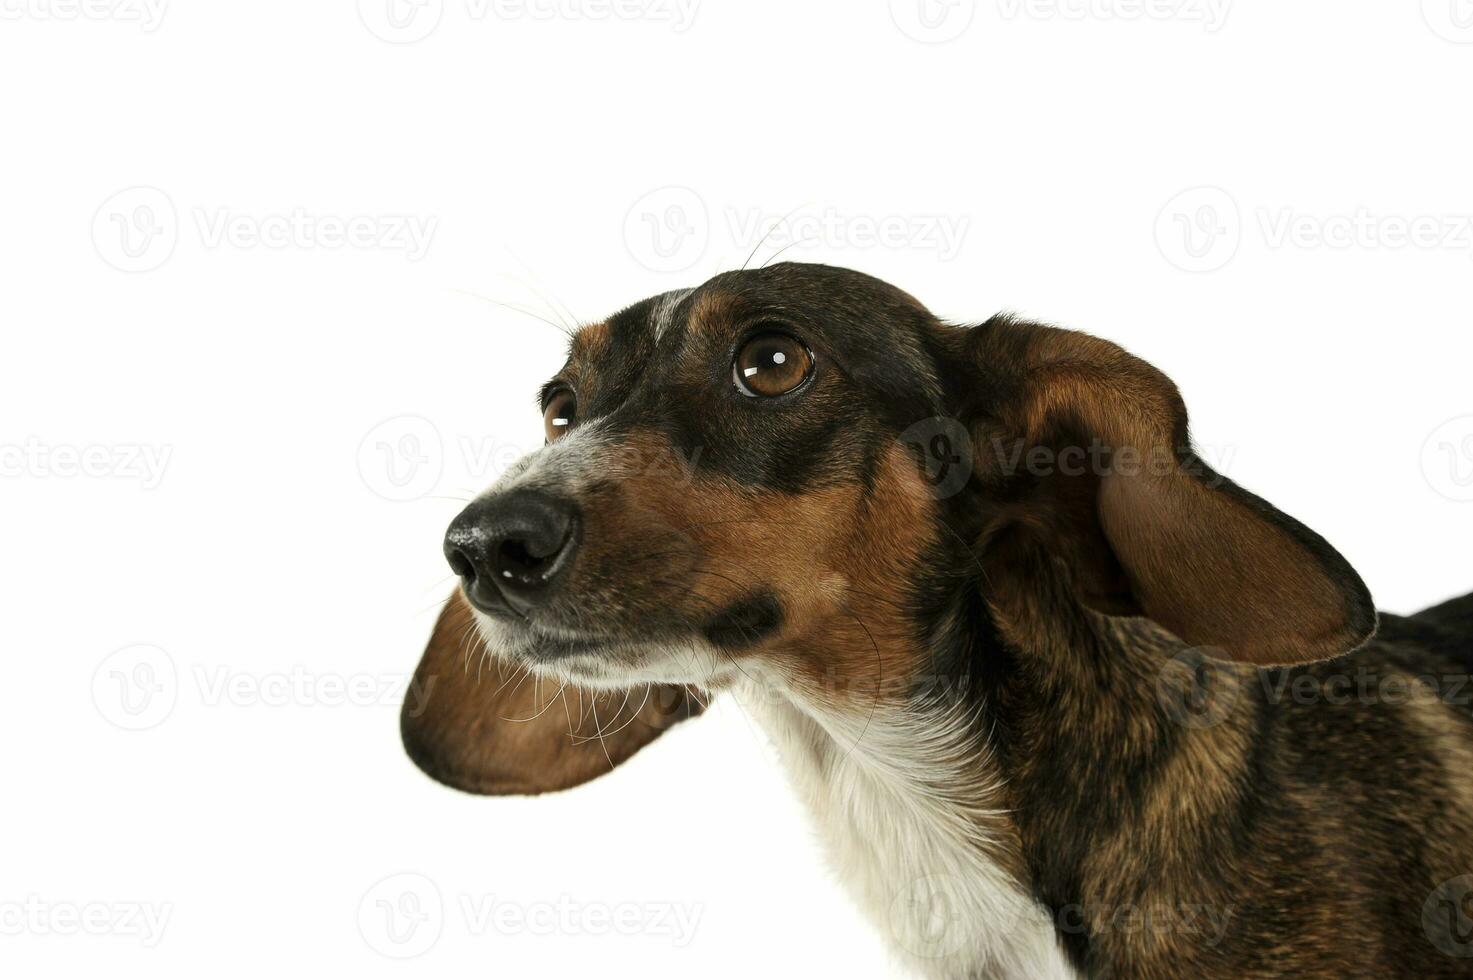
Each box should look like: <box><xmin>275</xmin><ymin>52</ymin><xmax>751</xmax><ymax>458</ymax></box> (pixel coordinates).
<box><xmin>401</xmin><ymin>592</ymin><xmax>704</xmax><ymax>795</ymax></box>
<box><xmin>938</xmin><ymin>316</ymin><xmax>1376</xmax><ymax>667</ymax></box>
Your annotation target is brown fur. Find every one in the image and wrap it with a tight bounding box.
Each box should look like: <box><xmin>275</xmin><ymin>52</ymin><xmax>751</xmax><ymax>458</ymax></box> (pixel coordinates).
<box><xmin>403</xmin><ymin>592</ymin><xmax>701</xmax><ymax>795</ymax></box>
<box><xmin>963</xmin><ymin>320</ymin><xmax>1373</xmax><ymax>665</ymax></box>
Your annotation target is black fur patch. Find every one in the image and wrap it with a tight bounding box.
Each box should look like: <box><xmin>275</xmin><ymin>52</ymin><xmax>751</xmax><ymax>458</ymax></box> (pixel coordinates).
<box><xmin>702</xmin><ymin>592</ymin><xmax>783</xmax><ymax>650</ymax></box>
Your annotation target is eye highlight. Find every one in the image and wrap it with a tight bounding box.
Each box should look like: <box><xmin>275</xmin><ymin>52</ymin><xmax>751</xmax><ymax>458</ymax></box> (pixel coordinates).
<box><xmin>733</xmin><ymin>332</ymin><xmax>813</xmax><ymax>398</ymax></box>
<box><xmin>542</xmin><ymin>388</ymin><xmax>577</xmax><ymax>442</ymax></box>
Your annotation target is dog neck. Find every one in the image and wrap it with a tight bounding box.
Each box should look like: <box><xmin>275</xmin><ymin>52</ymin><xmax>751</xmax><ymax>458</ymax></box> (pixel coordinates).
<box><xmin>735</xmin><ymin>552</ymin><xmax>1252</xmax><ymax>979</ymax></box>
<box><xmin>734</xmin><ymin>667</ymin><xmax>1081</xmax><ymax>980</ymax></box>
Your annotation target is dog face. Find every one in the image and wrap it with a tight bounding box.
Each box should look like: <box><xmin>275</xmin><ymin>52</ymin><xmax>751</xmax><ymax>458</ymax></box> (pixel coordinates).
<box><xmin>445</xmin><ymin>264</ymin><xmax>948</xmax><ymax>690</ymax></box>
<box><xmin>403</xmin><ymin>262</ymin><xmax>1375</xmax><ymax>795</ymax></box>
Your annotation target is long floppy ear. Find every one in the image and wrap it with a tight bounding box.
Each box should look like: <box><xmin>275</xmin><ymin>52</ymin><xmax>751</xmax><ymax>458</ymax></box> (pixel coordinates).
<box><xmin>943</xmin><ymin>315</ymin><xmax>1376</xmax><ymax>667</ymax></box>
<box><xmin>401</xmin><ymin>592</ymin><xmax>704</xmax><ymax>795</ymax></box>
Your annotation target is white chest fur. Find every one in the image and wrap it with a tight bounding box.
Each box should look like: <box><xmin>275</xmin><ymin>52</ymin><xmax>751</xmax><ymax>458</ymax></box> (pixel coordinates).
<box><xmin>737</xmin><ymin>681</ymin><xmax>1079</xmax><ymax>980</ymax></box>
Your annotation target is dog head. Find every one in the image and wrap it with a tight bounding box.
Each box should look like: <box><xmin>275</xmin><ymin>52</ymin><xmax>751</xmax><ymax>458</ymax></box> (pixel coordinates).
<box><xmin>402</xmin><ymin>262</ymin><xmax>1375</xmax><ymax>794</ymax></box>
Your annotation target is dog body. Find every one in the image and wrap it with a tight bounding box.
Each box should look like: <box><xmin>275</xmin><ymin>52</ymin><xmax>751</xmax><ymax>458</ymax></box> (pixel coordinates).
<box><xmin>403</xmin><ymin>264</ymin><xmax>1473</xmax><ymax>978</ymax></box>
<box><xmin>743</xmin><ymin>601</ymin><xmax>1473</xmax><ymax>979</ymax></box>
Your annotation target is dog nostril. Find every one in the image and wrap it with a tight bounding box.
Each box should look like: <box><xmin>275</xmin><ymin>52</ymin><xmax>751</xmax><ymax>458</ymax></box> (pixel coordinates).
<box><xmin>447</xmin><ymin>548</ymin><xmax>475</xmax><ymax>581</ymax></box>
<box><xmin>495</xmin><ymin>534</ymin><xmax>563</xmax><ymax>586</ymax></box>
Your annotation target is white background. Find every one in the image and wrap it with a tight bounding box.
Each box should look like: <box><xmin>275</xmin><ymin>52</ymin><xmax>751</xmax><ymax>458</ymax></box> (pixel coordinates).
<box><xmin>3</xmin><ymin>1</ymin><xmax>1472</xmax><ymax>977</ymax></box>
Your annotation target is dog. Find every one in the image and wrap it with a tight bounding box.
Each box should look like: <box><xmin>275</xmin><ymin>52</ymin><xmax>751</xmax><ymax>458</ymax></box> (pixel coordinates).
<box><xmin>401</xmin><ymin>263</ymin><xmax>1473</xmax><ymax>978</ymax></box>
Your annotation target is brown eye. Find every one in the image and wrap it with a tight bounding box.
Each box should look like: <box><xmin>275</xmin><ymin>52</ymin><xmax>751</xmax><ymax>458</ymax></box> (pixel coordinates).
<box><xmin>542</xmin><ymin>388</ymin><xmax>577</xmax><ymax>442</ymax></box>
<box><xmin>734</xmin><ymin>332</ymin><xmax>813</xmax><ymax>398</ymax></box>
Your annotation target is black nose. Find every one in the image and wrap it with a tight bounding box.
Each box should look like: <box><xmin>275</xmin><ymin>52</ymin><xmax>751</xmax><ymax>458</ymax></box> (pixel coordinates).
<box><xmin>443</xmin><ymin>490</ymin><xmax>581</xmax><ymax>617</ymax></box>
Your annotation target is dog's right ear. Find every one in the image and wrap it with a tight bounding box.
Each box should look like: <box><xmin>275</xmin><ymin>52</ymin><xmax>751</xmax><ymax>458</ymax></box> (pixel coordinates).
<box><xmin>400</xmin><ymin>592</ymin><xmax>704</xmax><ymax>796</ymax></box>
<box><xmin>933</xmin><ymin>316</ymin><xmax>1376</xmax><ymax>667</ymax></box>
